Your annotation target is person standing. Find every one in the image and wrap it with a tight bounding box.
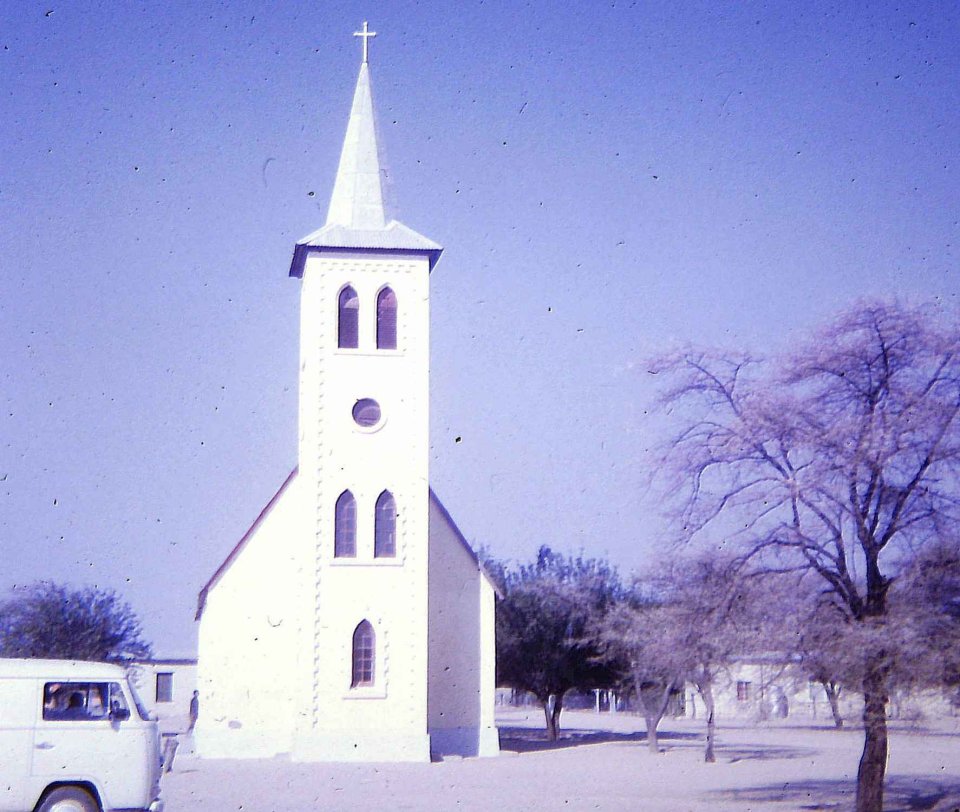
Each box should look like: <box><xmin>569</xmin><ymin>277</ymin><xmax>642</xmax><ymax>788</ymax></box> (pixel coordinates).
<box><xmin>188</xmin><ymin>690</ymin><xmax>199</xmax><ymax>733</ymax></box>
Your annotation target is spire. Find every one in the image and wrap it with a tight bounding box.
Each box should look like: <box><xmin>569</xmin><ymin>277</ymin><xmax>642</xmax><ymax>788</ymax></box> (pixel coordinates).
<box><xmin>324</xmin><ymin>60</ymin><xmax>387</xmax><ymax>230</ymax></box>
<box><xmin>288</xmin><ymin>24</ymin><xmax>442</xmax><ymax>278</ymax></box>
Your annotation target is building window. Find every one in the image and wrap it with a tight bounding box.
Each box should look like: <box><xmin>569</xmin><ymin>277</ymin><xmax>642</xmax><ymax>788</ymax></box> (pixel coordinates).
<box><xmin>352</xmin><ymin>398</ymin><xmax>381</xmax><ymax>428</ymax></box>
<box><xmin>376</xmin><ymin>287</ymin><xmax>397</xmax><ymax>350</ymax></box>
<box><xmin>335</xmin><ymin>490</ymin><xmax>357</xmax><ymax>557</ymax></box>
<box><xmin>156</xmin><ymin>672</ymin><xmax>174</xmax><ymax>703</ymax></box>
<box><xmin>351</xmin><ymin>621</ymin><xmax>375</xmax><ymax>687</ymax></box>
<box><xmin>374</xmin><ymin>491</ymin><xmax>396</xmax><ymax>558</ymax></box>
<box><xmin>338</xmin><ymin>286</ymin><xmax>359</xmax><ymax>349</ymax></box>
<box><xmin>736</xmin><ymin>681</ymin><xmax>751</xmax><ymax>702</ymax></box>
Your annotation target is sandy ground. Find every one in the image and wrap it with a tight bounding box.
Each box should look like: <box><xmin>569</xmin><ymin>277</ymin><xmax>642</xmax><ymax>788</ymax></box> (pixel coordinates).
<box><xmin>161</xmin><ymin>709</ymin><xmax>960</xmax><ymax>811</ymax></box>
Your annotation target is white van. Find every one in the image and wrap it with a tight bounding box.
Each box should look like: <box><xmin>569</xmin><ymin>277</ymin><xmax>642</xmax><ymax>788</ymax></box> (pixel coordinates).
<box><xmin>0</xmin><ymin>659</ymin><xmax>163</xmax><ymax>812</ymax></box>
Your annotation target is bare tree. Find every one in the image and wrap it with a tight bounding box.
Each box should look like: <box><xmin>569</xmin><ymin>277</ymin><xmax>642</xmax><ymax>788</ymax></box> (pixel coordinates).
<box><xmin>793</xmin><ymin>599</ymin><xmax>853</xmax><ymax>729</ymax></box>
<box><xmin>601</xmin><ymin>553</ymin><xmax>764</xmax><ymax>761</ymax></box>
<box><xmin>598</xmin><ymin>600</ymin><xmax>685</xmax><ymax>754</ymax></box>
<box><xmin>656</xmin><ymin>554</ymin><xmax>769</xmax><ymax>763</ymax></box>
<box><xmin>890</xmin><ymin>537</ymin><xmax>960</xmax><ymax>702</ymax></box>
<box><xmin>654</xmin><ymin>301</ymin><xmax>960</xmax><ymax>812</ymax></box>
<box><xmin>767</xmin><ymin>575</ymin><xmax>862</xmax><ymax>729</ymax></box>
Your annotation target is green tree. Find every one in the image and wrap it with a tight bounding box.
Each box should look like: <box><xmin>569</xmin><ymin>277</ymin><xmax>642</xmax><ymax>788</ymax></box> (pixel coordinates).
<box><xmin>495</xmin><ymin>546</ymin><xmax>624</xmax><ymax>740</ymax></box>
<box><xmin>0</xmin><ymin>582</ymin><xmax>152</xmax><ymax>663</ymax></box>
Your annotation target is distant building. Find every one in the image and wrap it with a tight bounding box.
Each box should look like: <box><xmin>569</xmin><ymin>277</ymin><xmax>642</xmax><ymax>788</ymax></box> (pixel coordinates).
<box><xmin>682</xmin><ymin>657</ymin><xmax>960</xmax><ymax>725</ymax></box>
<box><xmin>192</xmin><ymin>26</ymin><xmax>498</xmax><ymax>763</ymax></box>
<box><xmin>129</xmin><ymin>658</ymin><xmax>197</xmax><ymax>735</ymax></box>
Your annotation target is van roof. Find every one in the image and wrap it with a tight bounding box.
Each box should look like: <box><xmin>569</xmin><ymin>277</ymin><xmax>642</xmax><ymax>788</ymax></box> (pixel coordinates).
<box><xmin>0</xmin><ymin>658</ymin><xmax>129</xmax><ymax>679</ymax></box>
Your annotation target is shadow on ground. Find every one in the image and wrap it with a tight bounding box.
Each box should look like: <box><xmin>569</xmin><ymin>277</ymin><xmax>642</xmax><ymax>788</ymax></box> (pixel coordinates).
<box><xmin>720</xmin><ymin>743</ymin><xmax>814</xmax><ymax>763</ymax></box>
<box><xmin>500</xmin><ymin>726</ymin><xmax>820</xmax><ymax>762</ymax></box>
<box><xmin>766</xmin><ymin>723</ymin><xmax>960</xmax><ymax>740</ymax></box>
<box><xmin>498</xmin><ymin>726</ymin><xmax>698</xmax><ymax>753</ymax></box>
<box><xmin>710</xmin><ymin>775</ymin><xmax>960</xmax><ymax>811</ymax></box>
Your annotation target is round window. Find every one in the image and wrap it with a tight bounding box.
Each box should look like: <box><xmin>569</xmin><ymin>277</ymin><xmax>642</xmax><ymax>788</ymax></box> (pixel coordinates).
<box><xmin>352</xmin><ymin>398</ymin><xmax>382</xmax><ymax>428</ymax></box>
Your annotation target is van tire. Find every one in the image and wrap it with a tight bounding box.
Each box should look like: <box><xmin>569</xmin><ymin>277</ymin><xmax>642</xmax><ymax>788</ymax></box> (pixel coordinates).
<box><xmin>36</xmin><ymin>787</ymin><xmax>99</xmax><ymax>812</ymax></box>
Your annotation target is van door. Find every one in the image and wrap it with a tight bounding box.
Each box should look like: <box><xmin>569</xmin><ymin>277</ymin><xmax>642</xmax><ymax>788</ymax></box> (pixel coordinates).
<box><xmin>31</xmin><ymin>681</ymin><xmax>147</xmax><ymax>810</ymax></box>
<box><xmin>0</xmin><ymin>677</ymin><xmax>35</xmax><ymax>812</ymax></box>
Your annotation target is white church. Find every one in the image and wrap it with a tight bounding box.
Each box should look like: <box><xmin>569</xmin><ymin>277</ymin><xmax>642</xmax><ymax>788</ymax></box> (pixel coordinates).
<box><xmin>193</xmin><ymin>25</ymin><xmax>500</xmax><ymax>762</ymax></box>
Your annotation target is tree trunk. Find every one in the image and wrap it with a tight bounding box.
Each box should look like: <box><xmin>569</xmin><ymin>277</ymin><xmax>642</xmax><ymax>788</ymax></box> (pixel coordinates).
<box><xmin>551</xmin><ymin>693</ymin><xmax>564</xmax><ymax>739</ymax></box>
<box><xmin>855</xmin><ymin>667</ymin><xmax>888</xmax><ymax>812</ymax></box>
<box><xmin>541</xmin><ymin>693</ymin><xmax>564</xmax><ymax>741</ymax></box>
<box><xmin>541</xmin><ymin>696</ymin><xmax>558</xmax><ymax>741</ymax></box>
<box><xmin>638</xmin><ymin>680</ymin><xmax>675</xmax><ymax>754</ymax></box>
<box><xmin>698</xmin><ymin>680</ymin><xmax>717</xmax><ymax>763</ymax></box>
<box><xmin>644</xmin><ymin>714</ymin><xmax>660</xmax><ymax>753</ymax></box>
<box><xmin>821</xmin><ymin>680</ymin><xmax>844</xmax><ymax>729</ymax></box>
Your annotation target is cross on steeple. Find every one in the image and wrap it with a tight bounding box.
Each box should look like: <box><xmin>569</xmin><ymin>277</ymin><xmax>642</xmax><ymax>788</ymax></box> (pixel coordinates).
<box><xmin>354</xmin><ymin>21</ymin><xmax>377</xmax><ymax>65</ymax></box>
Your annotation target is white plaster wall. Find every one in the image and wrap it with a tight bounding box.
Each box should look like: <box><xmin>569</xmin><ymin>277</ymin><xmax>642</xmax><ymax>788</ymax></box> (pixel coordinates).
<box><xmin>426</xmin><ymin>498</ymin><xmax>499</xmax><ymax>757</ymax></box>
<box><xmin>295</xmin><ymin>252</ymin><xmax>431</xmax><ymax>762</ymax></box>
<box><xmin>889</xmin><ymin>689</ymin><xmax>960</xmax><ymax>722</ymax></box>
<box><xmin>195</xmin><ymin>478</ymin><xmax>310</xmax><ymax>758</ymax></box>
<box><xmin>477</xmin><ymin>571</ymin><xmax>499</xmax><ymax>755</ymax></box>
<box><xmin>686</xmin><ymin>665</ymin><xmax>959</xmax><ymax>724</ymax></box>
<box><xmin>683</xmin><ymin>662</ymin><xmax>864</xmax><ymax>723</ymax></box>
<box><xmin>128</xmin><ymin>660</ymin><xmax>197</xmax><ymax>735</ymax></box>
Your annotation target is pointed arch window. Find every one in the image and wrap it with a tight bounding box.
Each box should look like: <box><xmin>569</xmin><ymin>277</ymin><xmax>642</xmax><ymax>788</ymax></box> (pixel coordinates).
<box><xmin>351</xmin><ymin>620</ymin><xmax>375</xmax><ymax>687</ymax></box>
<box><xmin>374</xmin><ymin>491</ymin><xmax>396</xmax><ymax>558</ymax></box>
<box><xmin>338</xmin><ymin>286</ymin><xmax>359</xmax><ymax>349</ymax></box>
<box><xmin>334</xmin><ymin>490</ymin><xmax>356</xmax><ymax>558</ymax></box>
<box><xmin>376</xmin><ymin>287</ymin><xmax>397</xmax><ymax>350</ymax></box>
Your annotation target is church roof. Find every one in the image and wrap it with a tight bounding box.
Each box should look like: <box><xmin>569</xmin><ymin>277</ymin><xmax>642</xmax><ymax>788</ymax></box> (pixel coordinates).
<box><xmin>289</xmin><ymin>61</ymin><xmax>442</xmax><ymax>278</ymax></box>
<box><xmin>195</xmin><ymin>467</ymin><xmax>298</xmax><ymax>620</ymax></box>
<box><xmin>195</xmin><ymin>472</ymin><xmax>498</xmax><ymax>620</ymax></box>
<box><xmin>429</xmin><ymin>488</ymin><xmax>504</xmax><ymax>599</ymax></box>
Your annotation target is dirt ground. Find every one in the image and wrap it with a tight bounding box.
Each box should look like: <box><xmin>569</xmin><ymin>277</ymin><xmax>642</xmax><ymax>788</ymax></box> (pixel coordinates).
<box><xmin>161</xmin><ymin>709</ymin><xmax>960</xmax><ymax>811</ymax></box>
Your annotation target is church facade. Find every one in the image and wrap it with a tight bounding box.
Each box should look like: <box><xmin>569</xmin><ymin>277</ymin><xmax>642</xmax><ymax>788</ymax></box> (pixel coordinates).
<box><xmin>193</xmin><ymin>29</ymin><xmax>499</xmax><ymax>763</ymax></box>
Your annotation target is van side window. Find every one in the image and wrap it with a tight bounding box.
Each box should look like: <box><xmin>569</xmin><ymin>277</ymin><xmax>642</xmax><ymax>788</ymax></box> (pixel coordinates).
<box><xmin>42</xmin><ymin>682</ymin><xmax>126</xmax><ymax>721</ymax></box>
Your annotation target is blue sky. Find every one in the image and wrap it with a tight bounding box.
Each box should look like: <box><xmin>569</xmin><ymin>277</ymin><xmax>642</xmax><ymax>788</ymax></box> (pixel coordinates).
<box><xmin>2</xmin><ymin>1</ymin><xmax>958</xmax><ymax>656</ymax></box>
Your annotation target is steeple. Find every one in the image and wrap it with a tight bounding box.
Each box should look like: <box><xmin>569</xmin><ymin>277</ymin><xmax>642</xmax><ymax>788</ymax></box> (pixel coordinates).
<box><xmin>289</xmin><ymin>25</ymin><xmax>442</xmax><ymax>277</ymax></box>
<box><xmin>325</xmin><ymin>61</ymin><xmax>386</xmax><ymax>230</ymax></box>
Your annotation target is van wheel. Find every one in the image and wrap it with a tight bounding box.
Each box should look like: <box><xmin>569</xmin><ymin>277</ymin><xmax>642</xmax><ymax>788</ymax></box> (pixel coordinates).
<box><xmin>37</xmin><ymin>787</ymin><xmax>99</xmax><ymax>812</ymax></box>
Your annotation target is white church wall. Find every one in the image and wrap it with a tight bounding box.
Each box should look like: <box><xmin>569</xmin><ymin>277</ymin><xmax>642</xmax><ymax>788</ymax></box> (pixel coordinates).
<box><xmin>293</xmin><ymin>562</ymin><xmax>431</xmax><ymax>761</ymax></box>
<box><xmin>477</xmin><ymin>568</ymin><xmax>498</xmax><ymax>754</ymax></box>
<box><xmin>195</xmin><ymin>475</ymin><xmax>309</xmax><ymax>759</ymax></box>
<box><xmin>293</xmin><ymin>252</ymin><xmax>432</xmax><ymax>762</ymax></box>
<box><xmin>426</xmin><ymin>496</ymin><xmax>500</xmax><ymax>757</ymax></box>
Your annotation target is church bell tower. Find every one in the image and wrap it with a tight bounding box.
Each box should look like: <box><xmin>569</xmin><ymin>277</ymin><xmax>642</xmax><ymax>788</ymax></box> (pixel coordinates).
<box><xmin>287</xmin><ymin>22</ymin><xmax>443</xmax><ymax>761</ymax></box>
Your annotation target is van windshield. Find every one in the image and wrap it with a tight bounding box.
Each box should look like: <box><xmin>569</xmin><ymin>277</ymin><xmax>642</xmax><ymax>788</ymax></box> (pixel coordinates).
<box><xmin>126</xmin><ymin>679</ymin><xmax>152</xmax><ymax>721</ymax></box>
